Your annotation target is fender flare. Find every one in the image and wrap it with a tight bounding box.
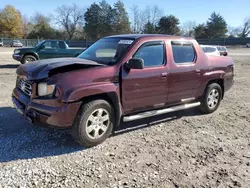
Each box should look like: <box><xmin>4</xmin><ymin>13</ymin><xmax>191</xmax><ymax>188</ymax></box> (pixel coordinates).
<box><xmin>63</xmin><ymin>82</ymin><xmax>122</xmax><ymax>127</ymax></box>
<box><xmin>22</xmin><ymin>52</ymin><xmax>39</xmax><ymax>60</ymax></box>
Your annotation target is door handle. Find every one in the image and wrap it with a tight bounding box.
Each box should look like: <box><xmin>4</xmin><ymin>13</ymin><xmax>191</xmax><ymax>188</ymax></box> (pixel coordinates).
<box><xmin>161</xmin><ymin>72</ymin><xmax>168</xmax><ymax>77</ymax></box>
<box><xmin>196</xmin><ymin>69</ymin><xmax>201</xmax><ymax>73</ymax></box>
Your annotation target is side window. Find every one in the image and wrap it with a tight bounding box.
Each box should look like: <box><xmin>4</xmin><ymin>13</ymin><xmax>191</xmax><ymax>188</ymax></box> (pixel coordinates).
<box><xmin>171</xmin><ymin>41</ymin><xmax>196</xmax><ymax>64</ymax></box>
<box><xmin>207</xmin><ymin>47</ymin><xmax>216</xmax><ymax>53</ymax></box>
<box><xmin>58</xmin><ymin>41</ymin><xmax>66</xmax><ymax>49</ymax></box>
<box><xmin>43</xmin><ymin>41</ymin><xmax>58</xmax><ymax>49</ymax></box>
<box><xmin>133</xmin><ymin>42</ymin><xmax>165</xmax><ymax>67</ymax></box>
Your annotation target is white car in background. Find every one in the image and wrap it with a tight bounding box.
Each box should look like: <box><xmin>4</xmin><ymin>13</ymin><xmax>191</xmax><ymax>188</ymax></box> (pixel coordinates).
<box><xmin>11</xmin><ymin>40</ymin><xmax>23</xmax><ymax>47</ymax></box>
<box><xmin>0</xmin><ymin>39</ymin><xmax>3</xmax><ymax>47</ymax></box>
<box><xmin>217</xmin><ymin>46</ymin><xmax>228</xmax><ymax>56</ymax></box>
<box><xmin>246</xmin><ymin>43</ymin><xmax>250</xmax><ymax>48</ymax></box>
<box><xmin>200</xmin><ymin>45</ymin><xmax>221</xmax><ymax>56</ymax></box>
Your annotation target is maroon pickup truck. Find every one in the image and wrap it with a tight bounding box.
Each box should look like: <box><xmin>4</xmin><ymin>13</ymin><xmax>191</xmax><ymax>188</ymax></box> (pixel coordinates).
<box><xmin>12</xmin><ymin>34</ymin><xmax>234</xmax><ymax>147</ymax></box>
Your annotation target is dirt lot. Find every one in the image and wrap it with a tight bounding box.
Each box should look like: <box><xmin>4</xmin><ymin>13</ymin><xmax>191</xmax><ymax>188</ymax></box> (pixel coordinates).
<box><xmin>0</xmin><ymin>47</ymin><xmax>249</xmax><ymax>188</ymax></box>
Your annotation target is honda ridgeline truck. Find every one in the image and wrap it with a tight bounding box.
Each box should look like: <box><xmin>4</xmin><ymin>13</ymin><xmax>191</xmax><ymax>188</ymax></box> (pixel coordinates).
<box><xmin>12</xmin><ymin>34</ymin><xmax>234</xmax><ymax>147</ymax></box>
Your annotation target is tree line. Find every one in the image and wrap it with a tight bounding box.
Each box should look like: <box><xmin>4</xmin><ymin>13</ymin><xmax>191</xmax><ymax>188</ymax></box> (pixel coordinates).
<box><xmin>0</xmin><ymin>1</ymin><xmax>249</xmax><ymax>40</ymax></box>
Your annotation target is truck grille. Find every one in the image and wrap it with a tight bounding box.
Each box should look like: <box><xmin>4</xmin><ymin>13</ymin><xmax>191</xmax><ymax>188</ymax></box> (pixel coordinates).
<box><xmin>17</xmin><ymin>78</ymin><xmax>32</xmax><ymax>96</ymax></box>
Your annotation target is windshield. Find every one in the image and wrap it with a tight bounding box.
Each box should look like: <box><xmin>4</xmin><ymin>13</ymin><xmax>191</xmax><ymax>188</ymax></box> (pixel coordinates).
<box><xmin>77</xmin><ymin>38</ymin><xmax>134</xmax><ymax>65</ymax></box>
<box><xmin>35</xmin><ymin>40</ymin><xmax>45</xmax><ymax>47</ymax></box>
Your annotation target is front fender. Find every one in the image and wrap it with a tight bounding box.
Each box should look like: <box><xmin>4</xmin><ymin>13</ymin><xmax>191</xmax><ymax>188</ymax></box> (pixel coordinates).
<box><xmin>62</xmin><ymin>82</ymin><xmax>122</xmax><ymax>127</ymax></box>
<box><xmin>23</xmin><ymin>52</ymin><xmax>39</xmax><ymax>60</ymax></box>
<box><xmin>63</xmin><ymin>82</ymin><xmax>120</xmax><ymax>103</ymax></box>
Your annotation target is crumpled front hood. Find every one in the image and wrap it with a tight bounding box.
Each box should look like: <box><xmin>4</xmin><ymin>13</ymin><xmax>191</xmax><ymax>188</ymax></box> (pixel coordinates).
<box><xmin>16</xmin><ymin>57</ymin><xmax>103</xmax><ymax>80</ymax></box>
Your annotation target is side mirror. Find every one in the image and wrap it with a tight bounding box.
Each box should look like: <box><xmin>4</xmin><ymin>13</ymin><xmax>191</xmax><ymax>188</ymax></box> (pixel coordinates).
<box><xmin>126</xmin><ymin>58</ymin><xmax>144</xmax><ymax>69</ymax></box>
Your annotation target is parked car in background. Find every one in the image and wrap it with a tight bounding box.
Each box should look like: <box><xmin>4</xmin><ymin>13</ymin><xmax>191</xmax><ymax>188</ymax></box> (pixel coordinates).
<box><xmin>11</xmin><ymin>40</ymin><xmax>23</xmax><ymax>47</ymax></box>
<box><xmin>12</xmin><ymin>40</ymin><xmax>85</xmax><ymax>64</ymax></box>
<box><xmin>0</xmin><ymin>39</ymin><xmax>3</xmax><ymax>47</ymax></box>
<box><xmin>200</xmin><ymin>45</ymin><xmax>221</xmax><ymax>56</ymax></box>
<box><xmin>246</xmin><ymin>43</ymin><xmax>250</xmax><ymax>48</ymax></box>
<box><xmin>12</xmin><ymin>34</ymin><xmax>235</xmax><ymax>147</ymax></box>
<box><xmin>217</xmin><ymin>46</ymin><xmax>228</xmax><ymax>56</ymax></box>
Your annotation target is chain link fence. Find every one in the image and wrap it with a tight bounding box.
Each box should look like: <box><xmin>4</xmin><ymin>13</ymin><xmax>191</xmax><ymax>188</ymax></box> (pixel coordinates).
<box><xmin>0</xmin><ymin>38</ymin><xmax>95</xmax><ymax>48</ymax></box>
<box><xmin>197</xmin><ymin>37</ymin><xmax>250</xmax><ymax>46</ymax></box>
<box><xmin>1</xmin><ymin>37</ymin><xmax>249</xmax><ymax>48</ymax></box>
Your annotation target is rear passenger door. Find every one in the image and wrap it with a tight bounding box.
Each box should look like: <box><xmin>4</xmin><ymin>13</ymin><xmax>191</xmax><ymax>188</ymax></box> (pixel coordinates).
<box><xmin>122</xmin><ymin>41</ymin><xmax>169</xmax><ymax>114</ymax></box>
<box><xmin>167</xmin><ymin>41</ymin><xmax>202</xmax><ymax>105</ymax></box>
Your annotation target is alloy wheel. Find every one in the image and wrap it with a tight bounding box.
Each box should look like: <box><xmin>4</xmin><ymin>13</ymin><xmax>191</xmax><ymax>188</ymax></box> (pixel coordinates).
<box><xmin>207</xmin><ymin>89</ymin><xmax>219</xmax><ymax>109</ymax></box>
<box><xmin>86</xmin><ymin>108</ymin><xmax>110</xmax><ymax>139</ymax></box>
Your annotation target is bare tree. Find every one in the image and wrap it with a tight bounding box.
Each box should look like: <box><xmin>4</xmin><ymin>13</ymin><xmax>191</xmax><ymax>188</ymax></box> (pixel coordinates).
<box><xmin>181</xmin><ymin>21</ymin><xmax>196</xmax><ymax>37</ymax></box>
<box><xmin>130</xmin><ymin>4</ymin><xmax>163</xmax><ymax>34</ymax></box>
<box><xmin>239</xmin><ymin>17</ymin><xmax>250</xmax><ymax>38</ymax></box>
<box><xmin>55</xmin><ymin>4</ymin><xmax>84</xmax><ymax>40</ymax></box>
<box><xmin>130</xmin><ymin>5</ymin><xmax>146</xmax><ymax>33</ymax></box>
<box><xmin>227</xmin><ymin>18</ymin><xmax>250</xmax><ymax>38</ymax></box>
<box><xmin>32</xmin><ymin>12</ymin><xmax>51</xmax><ymax>25</ymax></box>
<box><xmin>130</xmin><ymin>5</ymin><xmax>140</xmax><ymax>33</ymax></box>
<box><xmin>22</xmin><ymin>15</ymin><xmax>30</xmax><ymax>38</ymax></box>
<box><xmin>143</xmin><ymin>5</ymin><xmax>163</xmax><ymax>26</ymax></box>
<box><xmin>227</xmin><ymin>26</ymin><xmax>240</xmax><ymax>37</ymax></box>
<box><xmin>150</xmin><ymin>5</ymin><xmax>163</xmax><ymax>25</ymax></box>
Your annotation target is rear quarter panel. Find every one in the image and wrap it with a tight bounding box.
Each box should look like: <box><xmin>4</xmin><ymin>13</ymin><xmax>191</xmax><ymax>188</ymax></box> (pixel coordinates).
<box><xmin>199</xmin><ymin>55</ymin><xmax>234</xmax><ymax>96</ymax></box>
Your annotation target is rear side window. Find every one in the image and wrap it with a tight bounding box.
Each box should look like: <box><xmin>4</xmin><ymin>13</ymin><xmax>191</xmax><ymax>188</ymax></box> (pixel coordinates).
<box><xmin>217</xmin><ymin>47</ymin><xmax>222</xmax><ymax>51</ymax></box>
<box><xmin>206</xmin><ymin>47</ymin><xmax>216</xmax><ymax>53</ymax></box>
<box><xmin>171</xmin><ymin>41</ymin><xmax>196</xmax><ymax>64</ymax></box>
<box><xmin>58</xmin><ymin>41</ymin><xmax>66</xmax><ymax>49</ymax></box>
<box><xmin>43</xmin><ymin>41</ymin><xmax>58</xmax><ymax>49</ymax></box>
<box><xmin>133</xmin><ymin>41</ymin><xmax>165</xmax><ymax>67</ymax></box>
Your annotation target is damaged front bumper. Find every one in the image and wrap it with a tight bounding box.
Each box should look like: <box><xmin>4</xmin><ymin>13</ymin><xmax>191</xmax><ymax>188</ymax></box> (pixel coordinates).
<box><xmin>12</xmin><ymin>87</ymin><xmax>82</xmax><ymax>128</ymax></box>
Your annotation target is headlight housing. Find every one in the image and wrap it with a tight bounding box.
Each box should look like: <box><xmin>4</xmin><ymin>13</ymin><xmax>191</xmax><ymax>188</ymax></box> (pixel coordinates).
<box><xmin>38</xmin><ymin>82</ymin><xmax>55</xmax><ymax>96</ymax></box>
<box><xmin>14</xmin><ymin>50</ymin><xmax>20</xmax><ymax>54</ymax></box>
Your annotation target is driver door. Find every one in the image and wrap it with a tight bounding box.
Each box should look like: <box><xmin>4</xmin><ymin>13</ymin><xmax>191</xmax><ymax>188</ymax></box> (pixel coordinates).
<box><xmin>38</xmin><ymin>41</ymin><xmax>59</xmax><ymax>59</ymax></box>
<box><xmin>121</xmin><ymin>41</ymin><xmax>169</xmax><ymax>114</ymax></box>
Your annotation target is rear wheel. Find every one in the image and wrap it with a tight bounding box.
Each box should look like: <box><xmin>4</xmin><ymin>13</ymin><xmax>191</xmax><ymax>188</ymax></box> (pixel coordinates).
<box><xmin>21</xmin><ymin>55</ymin><xmax>37</xmax><ymax>64</ymax></box>
<box><xmin>199</xmin><ymin>83</ymin><xmax>222</xmax><ymax>114</ymax></box>
<box><xmin>71</xmin><ymin>99</ymin><xmax>114</xmax><ymax>147</ymax></box>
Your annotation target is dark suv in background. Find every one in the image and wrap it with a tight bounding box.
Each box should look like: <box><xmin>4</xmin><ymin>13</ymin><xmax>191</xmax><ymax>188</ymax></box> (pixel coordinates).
<box><xmin>12</xmin><ymin>40</ymin><xmax>85</xmax><ymax>64</ymax></box>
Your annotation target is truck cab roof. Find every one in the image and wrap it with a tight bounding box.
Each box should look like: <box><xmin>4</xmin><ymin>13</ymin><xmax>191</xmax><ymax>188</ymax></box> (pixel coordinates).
<box><xmin>104</xmin><ymin>34</ymin><xmax>193</xmax><ymax>40</ymax></box>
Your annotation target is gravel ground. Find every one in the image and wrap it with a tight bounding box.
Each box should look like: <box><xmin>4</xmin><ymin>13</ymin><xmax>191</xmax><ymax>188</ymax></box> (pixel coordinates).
<box><xmin>0</xmin><ymin>47</ymin><xmax>250</xmax><ymax>188</ymax></box>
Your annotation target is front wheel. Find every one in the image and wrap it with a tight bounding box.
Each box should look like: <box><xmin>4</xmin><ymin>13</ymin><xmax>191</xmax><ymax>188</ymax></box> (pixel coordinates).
<box><xmin>21</xmin><ymin>55</ymin><xmax>37</xmax><ymax>64</ymax></box>
<box><xmin>199</xmin><ymin>83</ymin><xmax>222</xmax><ymax>114</ymax></box>
<box><xmin>71</xmin><ymin>99</ymin><xmax>114</xmax><ymax>147</ymax></box>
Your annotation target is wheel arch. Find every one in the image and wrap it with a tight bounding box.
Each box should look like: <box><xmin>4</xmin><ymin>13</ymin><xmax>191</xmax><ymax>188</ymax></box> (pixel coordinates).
<box><xmin>77</xmin><ymin>92</ymin><xmax>122</xmax><ymax>128</ymax></box>
<box><xmin>205</xmin><ymin>79</ymin><xmax>224</xmax><ymax>99</ymax></box>
<box><xmin>22</xmin><ymin>52</ymin><xmax>39</xmax><ymax>60</ymax></box>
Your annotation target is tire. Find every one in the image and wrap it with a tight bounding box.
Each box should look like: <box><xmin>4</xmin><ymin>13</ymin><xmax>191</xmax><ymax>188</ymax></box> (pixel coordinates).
<box><xmin>71</xmin><ymin>99</ymin><xmax>114</xmax><ymax>147</ymax></box>
<box><xmin>199</xmin><ymin>83</ymin><xmax>222</xmax><ymax>114</ymax></box>
<box><xmin>21</xmin><ymin>55</ymin><xmax>37</xmax><ymax>64</ymax></box>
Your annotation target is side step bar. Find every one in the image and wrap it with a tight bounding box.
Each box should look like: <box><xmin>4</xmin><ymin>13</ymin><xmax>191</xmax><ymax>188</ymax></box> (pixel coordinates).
<box><xmin>123</xmin><ymin>102</ymin><xmax>201</xmax><ymax>122</ymax></box>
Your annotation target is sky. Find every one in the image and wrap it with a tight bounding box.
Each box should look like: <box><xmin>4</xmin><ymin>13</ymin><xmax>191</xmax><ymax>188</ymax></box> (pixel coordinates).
<box><xmin>0</xmin><ymin>0</ymin><xmax>249</xmax><ymax>27</ymax></box>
